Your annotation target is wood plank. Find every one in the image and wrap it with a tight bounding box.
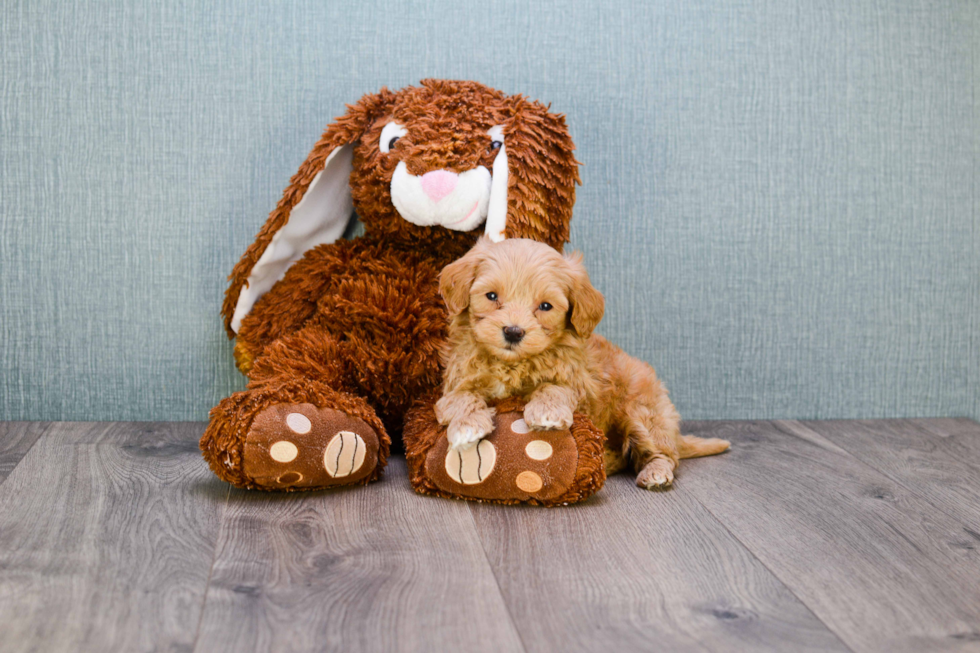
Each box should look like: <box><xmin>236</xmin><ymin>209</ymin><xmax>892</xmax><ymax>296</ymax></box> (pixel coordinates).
<box><xmin>0</xmin><ymin>421</ymin><xmax>48</xmax><ymax>484</ymax></box>
<box><xmin>783</xmin><ymin>419</ymin><xmax>980</xmax><ymax>530</ymax></box>
<box><xmin>0</xmin><ymin>421</ymin><xmax>225</xmax><ymax>653</ymax></box>
<box><xmin>910</xmin><ymin>417</ymin><xmax>980</xmax><ymax>441</ymax></box>
<box><xmin>470</xmin><ymin>473</ymin><xmax>848</xmax><ymax>652</ymax></box>
<box><xmin>195</xmin><ymin>457</ymin><xmax>524</xmax><ymax>653</ymax></box>
<box><xmin>678</xmin><ymin>420</ymin><xmax>980</xmax><ymax>653</ymax></box>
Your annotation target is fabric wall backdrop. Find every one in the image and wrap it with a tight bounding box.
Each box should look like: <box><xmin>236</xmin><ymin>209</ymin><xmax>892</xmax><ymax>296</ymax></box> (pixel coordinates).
<box><xmin>2</xmin><ymin>0</ymin><xmax>977</xmax><ymax>422</ymax></box>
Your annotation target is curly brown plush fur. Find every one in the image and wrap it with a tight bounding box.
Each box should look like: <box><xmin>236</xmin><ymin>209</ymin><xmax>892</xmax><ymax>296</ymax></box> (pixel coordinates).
<box><xmin>201</xmin><ymin>80</ymin><xmax>583</xmax><ymax>490</ymax></box>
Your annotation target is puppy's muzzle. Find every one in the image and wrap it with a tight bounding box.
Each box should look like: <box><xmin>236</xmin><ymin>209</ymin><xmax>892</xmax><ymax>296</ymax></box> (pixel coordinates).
<box><xmin>503</xmin><ymin>326</ymin><xmax>525</xmax><ymax>344</ymax></box>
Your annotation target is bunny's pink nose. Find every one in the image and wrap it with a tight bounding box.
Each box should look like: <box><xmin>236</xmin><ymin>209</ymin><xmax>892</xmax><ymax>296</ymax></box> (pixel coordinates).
<box><xmin>420</xmin><ymin>169</ymin><xmax>458</xmax><ymax>203</ymax></box>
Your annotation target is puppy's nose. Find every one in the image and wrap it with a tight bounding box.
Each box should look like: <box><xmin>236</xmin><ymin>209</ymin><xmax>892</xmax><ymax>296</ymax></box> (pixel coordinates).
<box><xmin>420</xmin><ymin>169</ymin><xmax>458</xmax><ymax>203</ymax></box>
<box><xmin>503</xmin><ymin>326</ymin><xmax>525</xmax><ymax>344</ymax></box>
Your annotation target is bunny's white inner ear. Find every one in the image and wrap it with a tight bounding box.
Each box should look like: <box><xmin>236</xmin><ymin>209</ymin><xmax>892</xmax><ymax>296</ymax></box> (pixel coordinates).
<box><xmin>231</xmin><ymin>144</ymin><xmax>354</xmax><ymax>333</ymax></box>
<box><xmin>484</xmin><ymin>125</ymin><xmax>508</xmax><ymax>242</ymax></box>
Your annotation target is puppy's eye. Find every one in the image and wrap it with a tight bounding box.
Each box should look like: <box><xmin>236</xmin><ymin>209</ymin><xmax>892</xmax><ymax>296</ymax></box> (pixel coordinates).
<box><xmin>489</xmin><ymin>140</ymin><xmax>502</xmax><ymax>151</ymax></box>
<box><xmin>538</xmin><ymin>302</ymin><xmax>553</xmax><ymax>311</ymax></box>
<box><xmin>379</xmin><ymin>122</ymin><xmax>407</xmax><ymax>154</ymax></box>
<box><xmin>486</xmin><ymin>292</ymin><xmax>498</xmax><ymax>301</ymax></box>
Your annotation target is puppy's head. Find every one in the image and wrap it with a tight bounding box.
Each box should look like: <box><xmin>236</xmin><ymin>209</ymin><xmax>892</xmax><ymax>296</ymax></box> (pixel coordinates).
<box><xmin>440</xmin><ymin>238</ymin><xmax>604</xmax><ymax>362</ymax></box>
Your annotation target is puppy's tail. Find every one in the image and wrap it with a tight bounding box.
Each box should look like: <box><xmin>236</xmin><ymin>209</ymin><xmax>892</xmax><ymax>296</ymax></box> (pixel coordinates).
<box><xmin>677</xmin><ymin>435</ymin><xmax>730</xmax><ymax>459</ymax></box>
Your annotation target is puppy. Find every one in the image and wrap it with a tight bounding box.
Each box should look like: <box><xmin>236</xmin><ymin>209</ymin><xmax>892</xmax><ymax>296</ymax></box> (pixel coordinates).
<box><xmin>434</xmin><ymin>238</ymin><xmax>729</xmax><ymax>489</ymax></box>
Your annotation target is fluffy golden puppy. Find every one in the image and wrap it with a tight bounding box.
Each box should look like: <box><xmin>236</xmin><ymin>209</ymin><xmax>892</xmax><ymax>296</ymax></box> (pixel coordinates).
<box><xmin>435</xmin><ymin>238</ymin><xmax>729</xmax><ymax>489</ymax></box>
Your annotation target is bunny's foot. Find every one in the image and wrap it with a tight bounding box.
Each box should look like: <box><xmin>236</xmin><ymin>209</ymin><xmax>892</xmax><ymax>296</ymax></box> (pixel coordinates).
<box><xmin>202</xmin><ymin>386</ymin><xmax>389</xmax><ymax>491</ymax></box>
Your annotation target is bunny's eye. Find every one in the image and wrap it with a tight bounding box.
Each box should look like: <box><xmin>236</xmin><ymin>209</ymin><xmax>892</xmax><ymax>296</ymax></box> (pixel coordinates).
<box><xmin>379</xmin><ymin>122</ymin><xmax>407</xmax><ymax>154</ymax></box>
<box><xmin>538</xmin><ymin>302</ymin><xmax>553</xmax><ymax>311</ymax></box>
<box><xmin>486</xmin><ymin>292</ymin><xmax>498</xmax><ymax>301</ymax></box>
<box><xmin>487</xmin><ymin>126</ymin><xmax>505</xmax><ymax>155</ymax></box>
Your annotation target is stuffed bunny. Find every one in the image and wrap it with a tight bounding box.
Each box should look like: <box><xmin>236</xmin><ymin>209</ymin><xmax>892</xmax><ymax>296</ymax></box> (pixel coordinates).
<box><xmin>200</xmin><ymin>80</ymin><xmax>584</xmax><ymax>491</ymax></box>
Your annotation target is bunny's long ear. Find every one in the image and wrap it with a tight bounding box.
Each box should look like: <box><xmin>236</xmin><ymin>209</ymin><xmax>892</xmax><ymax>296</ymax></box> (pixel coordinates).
<box><xmin>483</xmin><ymin>98</ymin><xmax>580</xmax><ymax>252</ymax></box>
<box><xmin>222</xmin><ymin>90</ymin><xmax>395</xmax><ymax>335</ymax></box>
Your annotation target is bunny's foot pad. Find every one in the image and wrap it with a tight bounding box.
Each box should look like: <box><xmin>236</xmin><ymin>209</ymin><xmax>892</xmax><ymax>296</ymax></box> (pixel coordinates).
<box><xmin>404</xmin><ymin>396</ymin><xmax>606</xmax><ymax>506</ymax></box>
<box><xmin>201</xmin><ymin>384</ymin><xmax>390</xmax><ymax>491</ymax></box>
<box><xmin>242</xmin><ymin>403</ymin><xmax>381</xmax><ymax>490</ymax></box>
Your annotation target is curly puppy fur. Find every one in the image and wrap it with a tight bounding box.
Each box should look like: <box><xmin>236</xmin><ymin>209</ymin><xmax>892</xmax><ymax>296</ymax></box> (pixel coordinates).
<box><xmin>436</xmin><ymin>238</ymin><xmax>730</xmax><ymax>490</ymax></box>
<box><xmin>201</xmin><ymin>80</ymin><xmax>580</xmax><ymax>488</ymax></box>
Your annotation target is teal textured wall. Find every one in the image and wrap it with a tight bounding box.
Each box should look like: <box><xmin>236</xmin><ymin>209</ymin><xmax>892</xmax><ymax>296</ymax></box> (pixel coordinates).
<box><xmin>2</xmin><ymin>0</ymin><xmax>977</xmax><ymax>421</ymax></box>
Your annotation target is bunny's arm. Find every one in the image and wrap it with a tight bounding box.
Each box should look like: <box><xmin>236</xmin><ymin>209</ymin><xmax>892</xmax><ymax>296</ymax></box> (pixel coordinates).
<box><xmin>233</xmin><ymin>238</ymin><xmax>360</xmax><ymax>370</ymax></box>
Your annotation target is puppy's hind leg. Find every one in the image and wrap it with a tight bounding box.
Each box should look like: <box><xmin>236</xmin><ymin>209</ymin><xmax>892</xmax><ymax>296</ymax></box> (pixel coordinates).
<box><xmin>593</xmin><ymin>338</ymin><xmax>685</xmax><ymax>489</ymax></box>
<box><xmin>623</xmin><ymin>405</ymin><xmax>681</xmax><ymax>491</ymax></box>
<box><xmin>602</xmin><ymin>429</ymin><xmax>631</xmax><ymax>477</ymax></box>
<box><xmin>636</xmin><ymin>456</ymin><xmax>676</xmax><ymax>490</ymax></box>
<box><xmin>630</xmin><ymin>429</ymin><xmax>680</xmax><ymax>490</ymax></box>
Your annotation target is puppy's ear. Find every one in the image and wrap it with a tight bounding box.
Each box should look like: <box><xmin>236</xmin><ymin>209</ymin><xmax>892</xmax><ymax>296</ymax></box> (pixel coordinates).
<box><xmin>485</xmin><ymin>98</ymin><xmax>580</xmax><ymax>252</ymax></box>
<box><xmin>564</xmin><ymin>252</ymin><xmax>604</xmax><ymax>338</ymax></box>
<box><xmin>222</xmin><ymin>89</ymin><xmax>396</xmax><ymax>335</ymax></box>
<box><xmin>440</xmin><ymin>238</ymin><xmax>491</xmax><ymax>315</ymax></box>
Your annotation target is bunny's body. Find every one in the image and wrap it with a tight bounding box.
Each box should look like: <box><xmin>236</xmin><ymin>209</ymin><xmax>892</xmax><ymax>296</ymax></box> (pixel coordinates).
<box><xmin>201</xmin><ymin>80</ymin><xmax>580</xmax><ymax>490</ymax></box>
<box><xmin>235</xmin><ymin>230</ymin><xmax>473</xmax><ymax>434</ymax></box>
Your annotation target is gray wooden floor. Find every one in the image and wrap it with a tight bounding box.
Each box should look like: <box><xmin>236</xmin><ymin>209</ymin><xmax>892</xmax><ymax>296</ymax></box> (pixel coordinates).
<box><xmin>1</xmin><ymin>419</ymin><xmax>979</xmax><ymax>652</ymax></box>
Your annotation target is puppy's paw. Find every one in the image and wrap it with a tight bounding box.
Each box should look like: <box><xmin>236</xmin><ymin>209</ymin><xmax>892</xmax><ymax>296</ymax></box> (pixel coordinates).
<box><xmin>447</xmin><ymin>409</ymin><xmax>495</xmax><ymax>450</ymax></box>
<box><xmin>523</xmin><ymin>399</ymin><xmax>574</xmax><ymax>431</ymax></box>
<box><xmin>447</xmin><ymin>425</ymin><xmax>484</xmax><ymax>450</ymax></box>
<box><xmin>636</xmin><ymin>458</ymin><xmax>675</xmax><ymax>490</ymax></box>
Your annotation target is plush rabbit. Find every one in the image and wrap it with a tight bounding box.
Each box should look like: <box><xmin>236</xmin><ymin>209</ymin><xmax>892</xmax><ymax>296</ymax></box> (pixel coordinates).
<box><xmin>200</xmin><ymin>79</ymin><xmax>602</xmax><ymax>499</ymax></box>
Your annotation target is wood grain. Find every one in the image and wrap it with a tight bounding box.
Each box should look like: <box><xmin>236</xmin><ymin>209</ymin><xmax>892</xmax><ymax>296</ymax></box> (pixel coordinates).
<box><xmin>469</xmin><ymin>473</ymin><xmax>848</xmax><ymax>652</ymax></box>
<box><xmin>783</xmin><ymin>419</ymin><xmax>980</xmax><ymax>529</ymax></box>
<box><xmin>0</xmin><ymin>421</ymin><xmax>47</xmax><ymax>484</ymax></box>
<box><xmin>0</xmin><ymin>421</ymin><xmax>225</xmax><ymax>653</ymax></box>
<box><xmin>194</xmin><ymin>457</ymin><xmax>524</xmax><ymax>653</ymax></box>
<box><xmin>909</xmin><ymin>418</ymin><xmax>980</xmax><ymax>440</ymax></box>
<box><xmin>678</xmin><ymin>420</ymin><xmax>980</xmax><ymax>652</ymax></box>
<box><xmin>4</xmin><ymin>419</ymin><xmax>980</xmax><ymax>652</ymax></box>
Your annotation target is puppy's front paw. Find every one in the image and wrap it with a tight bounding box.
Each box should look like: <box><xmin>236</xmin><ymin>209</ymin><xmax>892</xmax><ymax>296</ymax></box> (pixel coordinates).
<box><xmin>636</xmin><ymin>458</ymin><xmax>675</xmax><ymax>490</ymax></box>
<box><xmin>447</xmin><ymin>410</ymin><xmax>494</xmax><ymax>450</ymax></box>
<box><xmin>523</xmin><ymin>399</ymin><xmax>574</xmax><ymax>431</ymax></box>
